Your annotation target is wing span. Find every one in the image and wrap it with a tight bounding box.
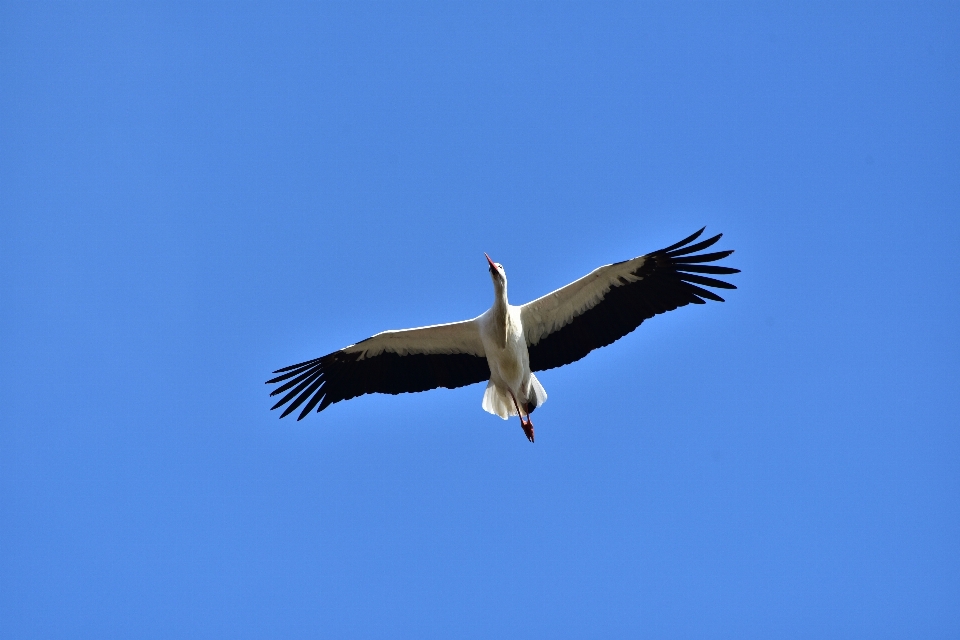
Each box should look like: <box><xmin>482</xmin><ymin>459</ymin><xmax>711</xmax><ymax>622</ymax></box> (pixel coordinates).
<box><xmin>266</xmin><ymin>319</ymin><xmax>489</xmax><ymax>420</ymax></box>
<box><xmin>521</xmin><ymin>228</ymin><xmax>739</xmax><ymax>372</ymax></box>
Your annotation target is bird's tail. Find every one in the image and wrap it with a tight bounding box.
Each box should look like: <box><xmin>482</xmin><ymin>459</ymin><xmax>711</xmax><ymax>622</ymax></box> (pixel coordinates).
<box><xmin>481</xmin><ymin>374</ymin><xmax>548</xmax><ymax>420</ymax></box>
<box><xmin>482</xmin><ymin>381</ymin><xmax>515</xmax><ymax>420</ymax></box>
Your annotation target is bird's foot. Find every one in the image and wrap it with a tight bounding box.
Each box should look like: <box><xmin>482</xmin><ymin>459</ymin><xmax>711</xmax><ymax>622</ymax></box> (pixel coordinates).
<box><xmin>509</xmin><ymin>391</ymin><xmax>535</xmax><ymax>443</ymax></box>
<box><xmin>520</xmin><ymin>417</ymin><xmax>535</xmax><ymax>443</ymax></box>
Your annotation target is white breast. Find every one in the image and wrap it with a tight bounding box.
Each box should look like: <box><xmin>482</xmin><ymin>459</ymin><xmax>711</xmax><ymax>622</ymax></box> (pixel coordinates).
<box><xmin>479</xmin><ymin>306</ymin><xmax>529</xmax><ymax>389</ymax></box>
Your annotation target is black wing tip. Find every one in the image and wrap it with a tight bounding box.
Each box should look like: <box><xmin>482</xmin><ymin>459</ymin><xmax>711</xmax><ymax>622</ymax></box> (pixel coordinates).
<box><xmin>685</xmin><ymin>282</ymin><xmax>726</xmax><ymax>302</ymax></box>
<box><xmin>271</xmin><ymin>357</ymin><xmax>322</xmax><ymax>375</ymax></box>
<box><xmin>654</xmin><ymin>227</ymin><xmax>730</xmax><ymax>257</ymax></box>
<box><xmin>664</xmin><ymin>233</ymin><xmax>723</xmax><ymax>258</ymax></box>
<box><xmin>266</xmin><ymin>353</ymin><xmax>332</xmax><ymax>421</ymax></box>
<box><xmin>659</xmin><ymin>229</ymin><xmax>739</xmax><ymax>302</ymax></box>
<box><xmin>272</xmin><ymin>402</ymin><xmax>314</xmax><ymax>420</ymax></box>
<box><xmin>656</xmin><ymin>227</ymin><xmax>707</xmax><ymax>254</ymax></box>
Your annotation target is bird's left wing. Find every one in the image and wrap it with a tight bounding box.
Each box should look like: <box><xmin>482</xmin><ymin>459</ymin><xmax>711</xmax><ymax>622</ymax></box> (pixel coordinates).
<box><xmin>266</xmin><ymin>319</ymin><xmax>489</xmax><ymax>420</ymax></box>
<box><xmin>520</xmin><ymin>228</ymin><xmax>739</xmax><ymax>372</ymax></box>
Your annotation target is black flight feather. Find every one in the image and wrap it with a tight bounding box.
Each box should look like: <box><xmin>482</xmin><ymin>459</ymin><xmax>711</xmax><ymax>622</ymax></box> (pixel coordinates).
<box><xmin>267</xmin><ymin>347</ymin><xmax>490</xmax><ymax>419</ymax></box>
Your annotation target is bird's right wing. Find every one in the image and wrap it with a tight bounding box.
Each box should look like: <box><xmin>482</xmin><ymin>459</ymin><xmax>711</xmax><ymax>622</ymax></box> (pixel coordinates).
<box><xmin>520</xmin><ymin>228</ymin><xmax>739</xmax><ymax>372</ymax></box>
<box><xmin>266</xmin><ymin>319</ymin><xmax>489</xmax><ymax>420</ymax></box>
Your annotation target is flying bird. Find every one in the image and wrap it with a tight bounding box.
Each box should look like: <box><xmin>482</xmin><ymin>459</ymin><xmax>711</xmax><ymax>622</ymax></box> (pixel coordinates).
<box><xmin>266</xmin><ymin>228</ymin><xmax>738</xmax><ymax>442</ymax></box>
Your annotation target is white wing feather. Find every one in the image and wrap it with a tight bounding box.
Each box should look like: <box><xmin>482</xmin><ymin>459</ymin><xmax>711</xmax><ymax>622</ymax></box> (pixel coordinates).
<box><xmin>520</xmin><ymin>256</ymin><xmax>648</xmax><ymax>346</ymax></box>
<box><xmin>343</xmin><ymin>319</ymin><xmax>485</xmax><ymax>359</ymax></box>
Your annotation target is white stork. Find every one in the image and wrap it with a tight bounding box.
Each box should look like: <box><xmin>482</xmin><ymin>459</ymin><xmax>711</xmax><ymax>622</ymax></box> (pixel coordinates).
<box><xmin>266</xmin><ymin>228</ymin><xmax>738</xmax><ymax>442</ymax></box>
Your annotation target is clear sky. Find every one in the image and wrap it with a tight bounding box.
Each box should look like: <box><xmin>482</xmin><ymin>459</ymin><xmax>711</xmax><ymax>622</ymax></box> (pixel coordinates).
<box><xmin>2</xmin><ymin>2</ymin><xmax>959</xmax><ymax>638</ymax></box>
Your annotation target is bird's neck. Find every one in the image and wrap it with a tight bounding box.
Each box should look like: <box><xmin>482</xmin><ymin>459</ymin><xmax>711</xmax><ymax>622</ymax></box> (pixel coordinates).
<box><xmin>491</xmin><ymin>283</ymin><xmax>509</xmax><ymax>347</ymax></box>
<box><xmin>492</xmin><ymin>282</ymin><xmax>509</xmax><ymax>316</ymax></box>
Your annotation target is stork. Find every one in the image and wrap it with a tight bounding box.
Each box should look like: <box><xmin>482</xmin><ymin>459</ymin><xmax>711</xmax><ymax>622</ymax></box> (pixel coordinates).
<box><xmin>266</xmin><ymin>228</ymin><xmax>738</xmax><ymax>442</ymax></box>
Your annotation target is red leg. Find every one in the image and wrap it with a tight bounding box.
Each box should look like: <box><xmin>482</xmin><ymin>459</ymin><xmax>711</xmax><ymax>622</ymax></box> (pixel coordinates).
<box><xmin>509</xmin><ymin>391</ymin><xmax>535</xmax><ymax>443</ymax></box>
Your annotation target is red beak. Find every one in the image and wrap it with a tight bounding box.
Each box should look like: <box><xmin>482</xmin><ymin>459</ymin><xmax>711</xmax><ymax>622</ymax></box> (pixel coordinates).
<box><xmin>485</xmin><ymin>253</ymin><xmax>496</xmax><ymax>270</ymax></box>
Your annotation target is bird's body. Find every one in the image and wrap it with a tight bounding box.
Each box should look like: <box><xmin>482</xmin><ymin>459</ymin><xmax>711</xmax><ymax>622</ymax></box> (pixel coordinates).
<box><xmin>477</xmin><ymin>281</ymin><xmax>546</xmax><ymax>440</ymax></box>
<box><xmin>267</xmin><ymin>228</ymin><xmax>738</xmax><ymax>441</ymax></box>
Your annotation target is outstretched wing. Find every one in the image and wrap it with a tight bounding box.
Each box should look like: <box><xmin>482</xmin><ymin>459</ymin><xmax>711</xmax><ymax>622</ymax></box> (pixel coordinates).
<box><xmin>266</xmin><ymin>319</ymin><xmax>489</xmax><ymax>420</ymax></box>
<box><xmin>520</xmin><ymin>228</ymin><xmax>738</xmax><ymax>372</ymax></box>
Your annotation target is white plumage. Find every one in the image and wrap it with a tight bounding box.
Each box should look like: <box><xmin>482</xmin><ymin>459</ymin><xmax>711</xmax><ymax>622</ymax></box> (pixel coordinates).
<box><xmin>267</xmin><ymin>228</ymin><xmax>738</xmax><ymax>442</ymax></box>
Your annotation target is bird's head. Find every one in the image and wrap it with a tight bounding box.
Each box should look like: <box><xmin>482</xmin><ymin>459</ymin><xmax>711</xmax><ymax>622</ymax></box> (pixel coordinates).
<box><xmin>485</xmin><ymin>253</ymin><xmax>506</xmax><ymax>287</ymax></box>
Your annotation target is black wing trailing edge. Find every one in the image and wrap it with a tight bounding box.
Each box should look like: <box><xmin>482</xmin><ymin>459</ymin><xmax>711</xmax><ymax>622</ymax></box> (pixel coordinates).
<box><xmin>266</xmin><ymin>349</ymin><xmax>490</xmax><ymax>420</ymax></box>
<box><xmin>527</xmin><ymin>228</ymin><xmax>739</xmax><ymax>372</ymax></box>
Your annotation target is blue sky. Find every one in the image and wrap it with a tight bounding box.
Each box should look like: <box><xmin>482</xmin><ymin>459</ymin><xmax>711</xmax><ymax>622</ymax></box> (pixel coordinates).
<box><xmin>2</xmin><ymin>2</ymin><xmax>959</xmax><ymax>638</ymax></box>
